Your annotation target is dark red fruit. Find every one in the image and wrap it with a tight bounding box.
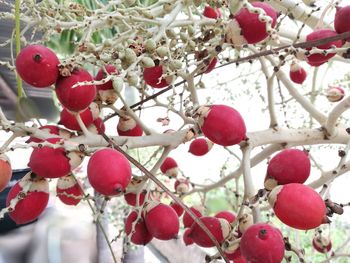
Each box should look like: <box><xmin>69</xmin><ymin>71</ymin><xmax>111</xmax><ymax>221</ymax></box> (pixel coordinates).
<box><xmin>55</xmin><ymin>68</ymin><xmax>96</xmax><ymax>112</ymax></box>
<box><xmin>240</xmin><ymin>223</ymin><xmax>284</xmax><ymax>263</ymax></box>
<box><xmin>312</xmin><ymin>235</ymin><xmax>332</xmax><ymax>253</ymax></box>
<box><xmin>16</xmin><ymin>44</ymin><xmax>59</xmax><ymax>88</ymax></box>
<box><xmin>170</xmin><ymin>201</ymin><xmax>184</xmax><ymax>217</ymax></box>
<box><xmin>117</xmin><ymin>116</ymin><xmax>143</xmax><ymax>136</ymax></box>
<box><xmin>204</xmin><ymin>57</ymin><xmax>218</xmax><ymax>73</ymax></box>
<box><xmin>124</xmin><ymin>192</ymin><xmax>146</xmax><ymax>207</ymax></box>
<box><xmin>189</xmin><ymin>138</ymin><xmax>213</xmax><ymax>156</ymax></box>
<box><xmin>160</xmin><ymin>157</ymin><xmax>178</xmax><ymax>178</ymax></box>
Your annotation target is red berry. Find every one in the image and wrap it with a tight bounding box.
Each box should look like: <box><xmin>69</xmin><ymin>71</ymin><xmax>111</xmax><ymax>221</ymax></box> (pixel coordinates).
<box><xmin>334</xmin><ymin>6</ymin><xmax>350</xmax><ymax>41</ymax></box>
<box><xmin>197</xmin><ymin>105</ymin><xmax>246</xmax><ymax>146</ymax></box>
<box><xmin>289</xmin><ymin>62</ymin><xmax>307</xmax><ymax>84</ymax></box>
<box><xmin>183</xmin><ymin>228</ymin><xmax>194</xmax><ymax>246</ymax></box>
<box><xmin>240</xmin><ymin>223</ymin><xmax>285</xmax><ymax>263</ymax></box>
<box><xmin>268</xmin><ymin>184</ymin><xmax>326</xmax><ymax>230</ymax></box>
<box><xmin>125</xmin><ymin>211</ymin><xmax>153</xmax><ymax>245</ymax></box>
<box><xmin>144</xmin><ymin>202</ymin><xmax>179</xmax><ymax>240</ymax></box>
<box><xmin>6</xmin><ymin>172</ymin><xmax>49</xmax><ymax>224</ymax></box>
<box><xmin>183</xmin><ymin>206</ymin><xmax>203</xmax><ymax>228</ymax></box>
<box><xmin>306</xmin><ymin>29</ymin><xmax>343</xmax><ymax>66</ymax></box>
<box><xmin>87</xmin><ymin>148</ymin><xmax>131</xmax><ymax>196</ymax></box>
<box><xmin>264</xmin><ymin>149</ymin><xmax>310</xmax><ymax>190</ymax></box>
<box><xmin>204</xmin><ymin>57</ymin><xmax>218</xmax><ymax>73</ymax></box>
<box><xmin>59</xmin><ymin>103</ymin><xmax>98</xmax><ymax>131</ymax></box>
<box><xmin>124</xmin><ymin>192</ymin><xmax>146</xmax><ymax>207</ymax></box>
<box><xmin>160</xmin><ymin>157</ymin><xmax>178</xmax><ymax>178</ymax></box>
<box><xmin>234</xmin><ymin>3</ymin><xmax>277</xmax><ymax>44</ymax></box>
<box><xmin>95</xmin><ymin>65</ymin><xmax>118</xmax><ymax>90</ymax></box>
<box><xmin>55</xmin><ymin>68</ymin><xmax>96</xmax><ymax>112</ymax></box>
<box><xmin>188</xmin><ymin>216</ymin><xmax>230</xmax><ymax>248</ymax></box>
<box><xmin>225</xmin><ymin>247</ymin><xmax>247</xmax><ymax>263</ymax></box>
<box><xmin>28</xmin><ymin>138</ymin><xmax>82</xmax><ymax>178</ymax></box>
<box><xmin>170</xmin><ymin>201</ymin><xmax>184</xmax><ymax>217</ymax></box>
<box><xmin>215</xmin><ymin>210</ymin><xmax>236</xmax><ymax>224</ymax></box>
<box><xmin>117</xmin><ymin>116</ymin><xmax>143</xmax><ymax>136</ymax></box>
<box><xmin>16</xmin><ymin>44</ymin><xmax>59</xmax><ymax>88</ymax></box>
<box><xmin>88</xmin><ymin>118</ymin><xmax>106</xmax><ymax>134</ymax></box>
<box><xmin>203</xmin><ymin>6</ymin><xmax>221</xmax><ymax>19</ymax></box>
<box><xmin>56</xmin><ymin>174</ymin><xmax>84</xmax><ymax>206</ymax></box>
<box><xmin>189</xmin><ymin>138</ymin><xmax>213</xmax><ymax>156</ymax></box>
<box><xmin>143</xmin><ymin>66</ymin><xmax>171</xmax><ymax>89</ymax></box>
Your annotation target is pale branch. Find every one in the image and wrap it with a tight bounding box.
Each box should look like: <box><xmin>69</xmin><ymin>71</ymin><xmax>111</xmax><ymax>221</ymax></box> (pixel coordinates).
<box><xmin>324</xmin><ymin>95</ymin><xmax>350</xmax><ymax>137</ymax></box>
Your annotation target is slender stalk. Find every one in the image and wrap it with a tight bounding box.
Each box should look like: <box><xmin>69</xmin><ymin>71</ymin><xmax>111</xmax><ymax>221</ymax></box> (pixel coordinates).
<box><xmin>15</xmin><ymin>0</ymin><xmax>23</xmax><ymax>98</ymax></box>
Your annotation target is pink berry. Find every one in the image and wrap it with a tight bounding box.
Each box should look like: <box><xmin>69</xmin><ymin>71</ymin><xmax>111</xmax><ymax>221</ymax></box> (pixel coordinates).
<box><xmin>55</xmin><ymin>68</ymin><xmax>96</xmax><ymax>112</ymax></box>
<box><xmin>289</xmin><ymin>62</ymin><xmax>307</xmax><ymax>84</ymax></box>
<box><xmin>240</xmin><ymin>223</ymin><xmax>285</xmax><ymax>263</ymax></box>
<box><xmin>268</xmin><ymin>184</ymin><xmax>326</xmax><ymax>230</ymax></box>
<box><xmin>197</xmin><ymin>105</ymin><xmax>246</xmax><ymax>146</ymax></box>
<box><xmin>233</xmin><ymin>3</ymin><xmax>277</xmax><ymax>44</ymax></box>
<box><xmin>144</xmin><ymin>202</ymin><xmax>179</xmax><ymax>240</ymax></box>
<box><xmin>326</xmin><ymin>86</ymin><xmax>345</xmax><ymax>102</ymax></box>
<box><xmin>88</xmin><ymin>118</ymin><xmax>106</xmax><ymax>134</ymax></box>
<box><xmin>16</xmin><ymin>44</ymin><xmax>59</xmax><ymax>88</ymax></box>
<box><xmin>6</xmin><ymin>172</ymin><xmax>49</xmax><ymax>224</ymax></box>
<box><xmin>125</xmin><ymin>211</ymin><xmax>153</xmax><ymax>245</ymax></box>
<box><xmin>264</xmin><ymin>149</ymin><xmax>310</xmax><ymax>190</ymax></box>
<box><xmin>87</xmin><ymin>148</ymin><xmax>131</xmax><ymax>196</ymax></box>
<box><xmin>56</xmin><ymin>174</ymin><xmax>84</xmax><ymax>206</ymax></box>
<box><xmin>189</xmin><ymin>138</ymin><xmax>213</xmax><ymax>156</ymax></box>
<box><xmin>225</xmin><ymin>247</ymin><xmax>247</xmax><ymax>263</ymax></box>
<box><xmin>188</xmin><ymin>216</ymin><xmax>230</xmax><ymax>248</ymax></box>
<box><xmin>306</xmin><ymin>29</ymin><xmax>343</xmax><ymax>66</ymax></box>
